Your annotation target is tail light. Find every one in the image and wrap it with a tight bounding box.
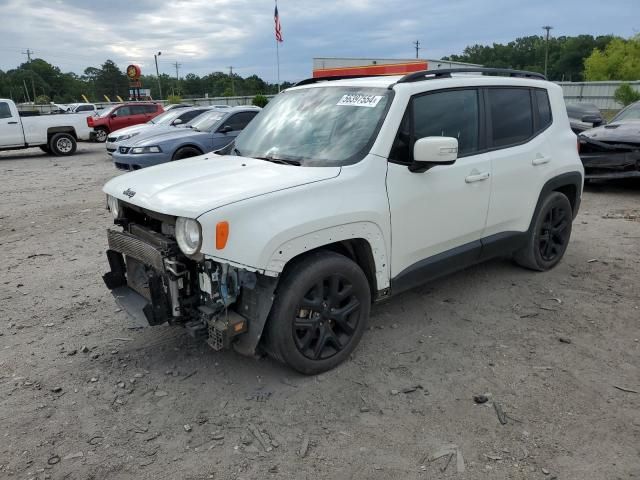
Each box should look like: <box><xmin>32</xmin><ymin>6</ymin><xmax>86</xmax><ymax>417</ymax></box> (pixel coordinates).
<box><xmin>87</xmin><ymin>116</ymin><xmax>94</xmax><ymax>127</ymax></box>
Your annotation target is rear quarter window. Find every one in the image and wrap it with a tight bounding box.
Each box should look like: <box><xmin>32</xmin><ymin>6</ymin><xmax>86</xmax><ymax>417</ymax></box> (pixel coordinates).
<box><xmin>534</xmin><ymin>89</ymin><xmax>552</xmax><ymax>129</ymax></box>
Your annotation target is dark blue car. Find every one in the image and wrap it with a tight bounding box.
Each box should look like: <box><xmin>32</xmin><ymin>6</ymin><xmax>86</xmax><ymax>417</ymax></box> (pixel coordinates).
<box><xmin>111</xmin><ymin>106</ymin><xmax>261</xmax><ymax>170</ymax></box>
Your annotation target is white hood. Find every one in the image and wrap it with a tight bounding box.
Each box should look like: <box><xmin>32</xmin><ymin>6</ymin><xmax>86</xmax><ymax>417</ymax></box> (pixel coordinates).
<box><xmin>103</xmin><ymin>154</ymin><xmax>341</xmax><ymax>218</ymax></box>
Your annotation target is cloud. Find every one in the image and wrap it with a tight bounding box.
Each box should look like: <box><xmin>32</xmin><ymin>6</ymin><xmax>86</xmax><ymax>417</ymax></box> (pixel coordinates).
<box><xmin>0</xmin><ymin>0</ymin><xmax>636</xmax><ymax>82</ymax></box>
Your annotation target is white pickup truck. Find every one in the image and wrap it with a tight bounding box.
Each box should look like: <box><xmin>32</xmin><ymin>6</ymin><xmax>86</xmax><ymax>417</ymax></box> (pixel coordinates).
<box><xmin>0</xmin><ymin>98</ymin><xmax>95</xmax><ymax>156</ymax></box>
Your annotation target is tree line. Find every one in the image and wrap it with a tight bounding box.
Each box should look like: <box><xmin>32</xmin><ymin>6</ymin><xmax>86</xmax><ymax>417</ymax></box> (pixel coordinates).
<box><xmin>1</xmin><ymin>34</ymin><xmax>638</xmax><ymax>104</ymax></box>
<box><xmin>444</xmin><ymin>34</ymin><xmax>639</xmax><ymax>81</ymax></box>
<box><xmin>0</xmin><ymin>59</ymin><xmax>289</xmax><ymax>104</ymax></box>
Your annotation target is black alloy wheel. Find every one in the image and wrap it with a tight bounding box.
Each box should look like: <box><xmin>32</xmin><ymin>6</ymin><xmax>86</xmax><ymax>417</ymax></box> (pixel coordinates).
<box><xmin>538</xmin><ymin>204</ymin><xmax>570</xmax><ymax>262</ymax></box>
<box><xmin>266</xmin><ymin>251</ymin><xmax>371</xmax><ymax>375</ymax></box>
<box><xmin>293</xmin><ymin>274</ymin><xmax>361</xmax><ymax>361</ymax></box>
<box><xmin>513</xmin><ymin>191</ymin><xmax>573</xmax><ymax>271</ymax></box>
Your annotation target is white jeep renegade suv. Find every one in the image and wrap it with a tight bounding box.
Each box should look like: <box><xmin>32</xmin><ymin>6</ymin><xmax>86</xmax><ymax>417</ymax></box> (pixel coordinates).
<box><xmin>103</xmin><ymin>68</ymin><xmax>583</xmax><ymax>374</ymax></box>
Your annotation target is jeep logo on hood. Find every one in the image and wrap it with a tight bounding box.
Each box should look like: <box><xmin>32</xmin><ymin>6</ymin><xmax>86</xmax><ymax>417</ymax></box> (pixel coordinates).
<box><xmin>123</xmin><ymin>188</ymin><xmax>136</xmax><ymax>198</ymax></box>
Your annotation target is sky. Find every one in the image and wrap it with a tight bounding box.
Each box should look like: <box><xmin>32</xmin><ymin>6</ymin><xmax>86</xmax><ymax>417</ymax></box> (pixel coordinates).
<box><xmin>0</xmin><ymin>0</ymin><xmax>637</xmax><ymax>83</ymax></box>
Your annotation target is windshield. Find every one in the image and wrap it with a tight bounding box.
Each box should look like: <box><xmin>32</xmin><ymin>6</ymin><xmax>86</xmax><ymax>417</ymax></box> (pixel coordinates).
<box><xmin>98</xmin><ymin>105</ymin><xmax>118</xmax><ymax>117</ymax></box>
<box><xmin>233</xmin><ymin>86</ymin><xmax>391</xmax><ymax>166</ymax></box>
<box><xmin>148</xmin><ymin>109</ymin><xmax>183</xmax><ymax>125</ymax></box>
<box><xmin>611</xmin><ymin>102</ymin><xmax>640</xmax><ymax>123</ymax></box>
<box><xmin>188</xmin><ymin>111</ymin><xmax>226</xmax><ymax>131</ymax></box>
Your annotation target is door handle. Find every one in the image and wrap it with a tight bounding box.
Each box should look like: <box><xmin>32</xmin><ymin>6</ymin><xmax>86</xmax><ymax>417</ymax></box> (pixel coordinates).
<box><xmin>8</xmin><ymin>121</ymin><xmax>18</xmax><ymax>124</ymax></box>
<box><xmin>465</xmin><ymin>171</ymin><xmax>490</xmax><ymax>183</ymax></box>
<box><xmin>532</xmin><ymin>155</ymin><xmax>551</xmax><ymax>166</ymax></box>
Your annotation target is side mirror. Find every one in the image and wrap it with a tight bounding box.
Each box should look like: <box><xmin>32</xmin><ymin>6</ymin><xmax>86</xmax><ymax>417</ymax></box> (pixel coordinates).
<box><xmin>172</xmin><ymin>118</ymin><xmax>183</xmax><ymax>125</ymax></box>
<box><xmin>409</xmin><ymin>137</ymin><xmax>458</xmax><ymax>173</ymax></box>
<box><xmin>110</xmin><ymin>113</ymin><xmax>117</xmax><ymax>118</ymax></box>
<box><xmin>219</xmin><ymin>125</ymin><xmax>233</xmax><ymax>134</ymax></box>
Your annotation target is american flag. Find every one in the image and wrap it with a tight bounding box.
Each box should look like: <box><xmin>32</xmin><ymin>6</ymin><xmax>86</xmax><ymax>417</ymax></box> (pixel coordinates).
<box><xmin>274</xmin><ymin>3</ymin><xmax>283</xmax><ymax>43</ymax></box>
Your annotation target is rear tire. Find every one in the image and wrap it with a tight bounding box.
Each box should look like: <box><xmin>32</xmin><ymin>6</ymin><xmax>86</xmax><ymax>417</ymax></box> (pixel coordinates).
<box><xmin>513</xmin><ymin>192</ymin><xmax>573</xmax><ymax>271</ymax></box>
<box><xmin>94</xmin><ymin>127</ymin><xmax>108</xmax><ymax>143</ymax></box>
<box><xmin>49</xmin><ymin>133</ymin><xmax>77</xmax><ymax>156</ymax></box>
<box><xmin>172</xmin><ymin>146</ymin><xmax>202</xmax><ymax>160</ymax></box>
<box><xmin>39</xmin><ymin>145</ymin><xmax>51</xmax><ymax>154</ymax></box>
<box><xmin>265</xmin><ymin>251</ymin><xmax>371</xmax><ymax>375</ymax></box>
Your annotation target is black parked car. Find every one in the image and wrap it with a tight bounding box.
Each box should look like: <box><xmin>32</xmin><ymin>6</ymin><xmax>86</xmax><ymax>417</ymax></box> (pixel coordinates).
<box><xmin>579</xmin><ymin>101</ymin><xmax>640</xmax><ymax>180</ymax></box>
<box><xmin>566</xmin><ymin>103</ymin><xmax>605</xmax><ymax>134</ymax></box>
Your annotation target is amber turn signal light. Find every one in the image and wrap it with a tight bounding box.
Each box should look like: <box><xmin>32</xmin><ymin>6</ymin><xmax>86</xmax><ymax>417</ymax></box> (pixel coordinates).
<box><xmin>216</xmin><ymin>221</ymin><xmax>229</xmax><ymax>249</ymax></box>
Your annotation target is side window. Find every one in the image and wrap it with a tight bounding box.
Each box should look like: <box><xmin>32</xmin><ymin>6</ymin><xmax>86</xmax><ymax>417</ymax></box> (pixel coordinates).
<box><xmin>144</xmin><ymin>105</ymin><xmax>158</xmax><ymax>114</ymax></box>
<box><xmin>225</xmin><ymin>111</ymin><xmax>258</xmax><ymax>131</ymax></box>
<box><xmin>390</xmin><ymin>89</ymin><xmax>479</xmax><ymax>163</ymax></box>
<box><xmin>534</xmin><ymin>89</ymin><xmax>552</xmax><ymax>130</ymax></box>
<box><xmin>488</xmin><ymin>88</ymin><xmax>533</xmax><ymax>147</ymax></box>
<box><xmin>130</xmin><ymin>105</ymin><xmax>147</xmax><ymax>115</ymax></box>
<box><xmin>76</xmin><ymin>105</ymin><xmax>93</xmax><ymax>112</ymax></box>
<box><xmin>114</xmin><ymin>106</ymin><xmax>131</xmax><ymax>116</ymax></box>
<box><xmin>178</xmin><ymin>109</ymin><xmax>204</xmax><ymax>123</ymax></box>
<box><xmin>0</xmin><ymin>102</ymin><xmax>12</xmax><ymax>119</ymax></box>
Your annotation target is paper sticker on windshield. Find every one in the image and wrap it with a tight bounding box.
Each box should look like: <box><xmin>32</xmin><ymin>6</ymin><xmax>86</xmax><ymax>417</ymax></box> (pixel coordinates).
<box><xmin>337</xmin><ymin>94</ymin><xmax>383</xmax><ymax>108</ymax></box>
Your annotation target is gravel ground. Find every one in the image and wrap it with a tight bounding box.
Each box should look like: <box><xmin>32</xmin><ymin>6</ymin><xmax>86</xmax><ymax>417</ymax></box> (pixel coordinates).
<box><xmin>1</xmin><ymin>143</ymin><xmax>639</xmax><ymax>480</ymax></box>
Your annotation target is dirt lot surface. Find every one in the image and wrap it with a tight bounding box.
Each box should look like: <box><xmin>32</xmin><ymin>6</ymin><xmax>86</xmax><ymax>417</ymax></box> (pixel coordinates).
<box><xmin>1</xmin><ymin>143</ymin><xmax>638</xmax><ymax>480</ymax></box>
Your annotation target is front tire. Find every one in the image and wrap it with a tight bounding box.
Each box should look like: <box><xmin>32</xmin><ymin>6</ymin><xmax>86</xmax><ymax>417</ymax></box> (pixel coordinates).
<box><xmin>172</xmin><ymin>146</ymin><xmax>203</xmax><ymax>160</ymax></box>
<box><xmin>266</xmin><ymin>251</ymin><xmax>371</xmax><ymax>375</ymax></box>
<box><xmin>49</xmin><ymin>133</ymin><xmax>77</xmax><ymax>156</ymax></box>
<box><xmin>513</xmin><ymin>192</ymin><xmax>573</xmax><ymax>271</ymax></box>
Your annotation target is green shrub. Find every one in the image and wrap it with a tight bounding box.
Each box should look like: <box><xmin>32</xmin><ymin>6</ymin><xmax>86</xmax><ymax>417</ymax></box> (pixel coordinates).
<box><xmin>613</xmin><ymin>83</ymin><xmax>640</xmax><ymax>106</ymax></box>
<box><xmin>34</xmin><ymin>95</ymin><xmax>51</xmax><ymax>104</ymax></box>
<box><xmin>252</xmin><ymin>94</ymin><xmax>269</xmax><ymax>108</ymax></box>
<box><xmin>167</xmin><ymin>95</ymin><xmax>182</xmax><ymax>104</ymax></box>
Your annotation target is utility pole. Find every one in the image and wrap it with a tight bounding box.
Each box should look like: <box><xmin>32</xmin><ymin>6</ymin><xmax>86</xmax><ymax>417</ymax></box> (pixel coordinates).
<box><xmin>22</xmin><ymin>48</ymin><xmax>33</xmax><ymax>62</ymax></box>
<box><xmin>542</xmin><ymin>26</ymin><xmax>553</xmax><ymax>78</ymax></box>
<box><xmin>413</xmin><ymin>40</ymin><xmax>421</xmax><ymax>59</ymax></box>
<box><xmin>228</xmin><ymin>66</ymin><xmax>235</xmax><ymax>96</ymax></box>
<box><xmin>154</xmin><ymin>51</ymin><xmax>162</xmax><ymax>100</ymax></box>
<box><xmin>172</xmin><ymin>61</ymin><xmax>181</xmax><ymax>81</ymax></box>
<box><xmin>172</xmin><ymin>61</ymin><xmax>182</xmax><ymax>96</ymax></box>
<box><xmin>22</xmin><ymin>49</ymin><xmax>37</xmax><ymax>103</ymax></box>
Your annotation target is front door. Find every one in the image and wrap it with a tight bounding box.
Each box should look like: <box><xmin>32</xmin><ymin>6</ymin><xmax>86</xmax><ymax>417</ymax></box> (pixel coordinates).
<box><xmin>109</xmin><ymin>106</ymin><xmax>134</xmax><ymax>132</ymax></box>
<box><xmin>0</xmin><ymin>101</ymin><xmax>24</xmax><ymax>147</ymax></box>
<box><xmin>386</xmin><ymin>88</ymin><xmax>492</xmax><ymax>284</ymax></box>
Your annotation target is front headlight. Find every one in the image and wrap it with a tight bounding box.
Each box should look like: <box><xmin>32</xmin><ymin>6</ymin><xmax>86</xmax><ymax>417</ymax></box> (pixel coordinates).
<box><xmin>131</xmin><ymin>145</ymin><xmax>162</xmax><ymax>154</ymax></box>
<box><xmin>106</xmin><ymin>195</ymin><xmax>120</xmax><ymax>219</ymax></box>
<box><xmin>175</xmin><ymin>217</ymin><xmax>202</xmax><ymax>255</ymax></box>
<box><xmin>117</xmin><ymin>132</ymin><xmax>140</xmax><ymax>142</ymax></box>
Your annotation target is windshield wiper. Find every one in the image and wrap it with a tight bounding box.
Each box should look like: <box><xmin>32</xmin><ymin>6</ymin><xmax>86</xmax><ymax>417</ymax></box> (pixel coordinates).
<box><xmin>254</xmin><ymin>156</ymin><xmax>301</xmax><ymax>166</ymax></box>
<box><xmin>232</xmin><ymin>147</ymin><xmax>242</xmax><ymax>156</ymax></box>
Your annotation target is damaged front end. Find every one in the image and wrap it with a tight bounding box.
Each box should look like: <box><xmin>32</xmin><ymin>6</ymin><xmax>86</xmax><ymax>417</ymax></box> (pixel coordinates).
<box><xmin>579</xmin><ymin>135</ymin><xmax>640</xmax><ymax>180</ymax></box>
<box><xmin>102</xmin><ymin>202</ymin><xmax>277</xmax><ymax>356</ymax></box>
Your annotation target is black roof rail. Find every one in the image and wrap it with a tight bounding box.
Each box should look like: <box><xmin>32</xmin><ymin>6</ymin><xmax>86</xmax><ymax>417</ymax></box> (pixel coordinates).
<box><xmin>294</xmin><ymin>74</ymin><xmax>390</xmax><ymax>87</ymax></box>
<box><xmin>396</xmin><ymin>67</ymin><xmax>546</xmax><ymax>83</ymax></box>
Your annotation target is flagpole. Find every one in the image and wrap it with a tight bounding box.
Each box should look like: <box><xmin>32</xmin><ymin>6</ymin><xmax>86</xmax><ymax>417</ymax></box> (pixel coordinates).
<box><xmin>275</xmin><ymin>0</ymin><xmax>281</xmax><ymax>92</ymax></box>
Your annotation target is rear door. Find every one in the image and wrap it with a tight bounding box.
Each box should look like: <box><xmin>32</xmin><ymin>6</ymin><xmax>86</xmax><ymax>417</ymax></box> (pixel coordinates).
<box><xmin>0</xmin><ymin>101</ymin><xmax>24</xmax><ymax>147</ymax></box>
<box><xmin>212</xmin><ymin>111</ymin><xmax>258</xmax><ymax>149</ymax></box>
<box><xmin>484</xmin><ymin>87</ymin><xmax>553</xmax><ymax>236</ymax></box>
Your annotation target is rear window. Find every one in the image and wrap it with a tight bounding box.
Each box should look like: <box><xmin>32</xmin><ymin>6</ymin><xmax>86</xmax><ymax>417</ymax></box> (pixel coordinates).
<box><xmin>489</xmin><ymin>88</ymin><xmax>533</xmax><ymax>147</ymax></box>
<box><xmin>0</xmin><ymin>102</ymin><xmax>11</xmax><ymax>119</ymax></box>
